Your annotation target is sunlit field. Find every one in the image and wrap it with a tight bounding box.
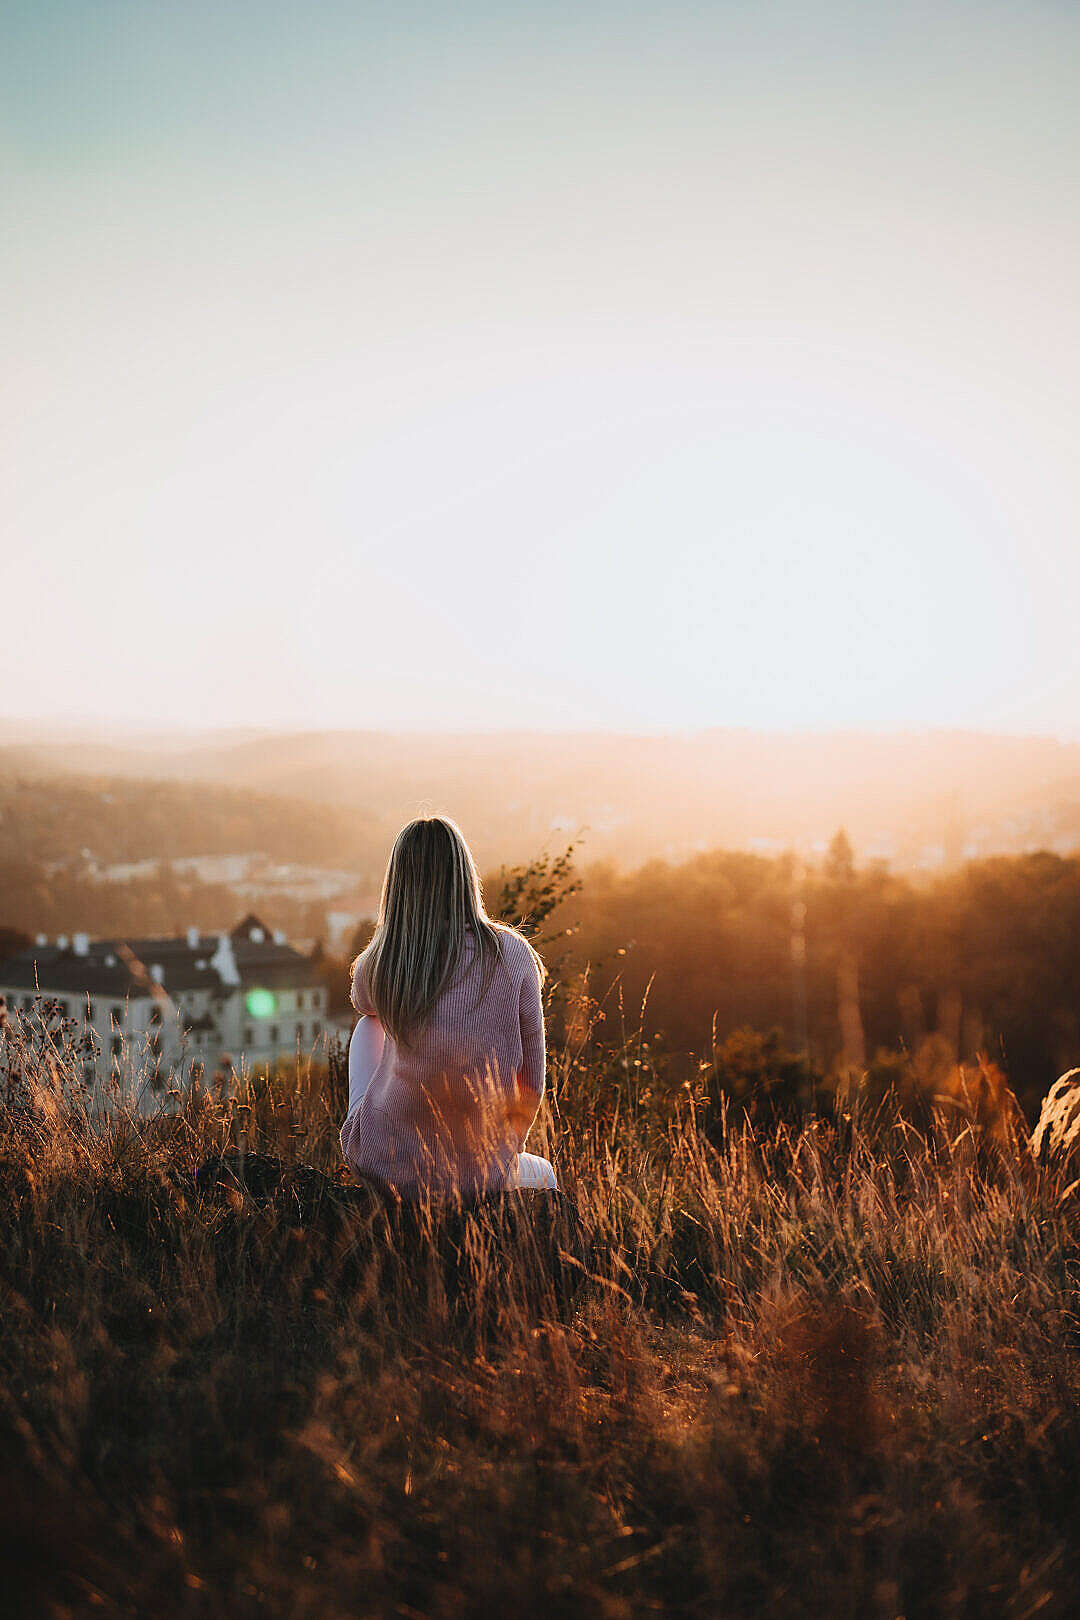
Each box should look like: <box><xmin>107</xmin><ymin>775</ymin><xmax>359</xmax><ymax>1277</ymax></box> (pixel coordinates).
<box><xmin>4</xmin><ymin>992</ymin><xmax>1078</xmax><ymax>1620</ymax></box>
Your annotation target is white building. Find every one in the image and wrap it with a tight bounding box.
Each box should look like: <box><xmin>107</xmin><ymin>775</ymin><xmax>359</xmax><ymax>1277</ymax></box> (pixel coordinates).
<box><xmin>0</xmin><ymin>914</ymin><xmax>330</xmax><ymax>1113</ymax></box>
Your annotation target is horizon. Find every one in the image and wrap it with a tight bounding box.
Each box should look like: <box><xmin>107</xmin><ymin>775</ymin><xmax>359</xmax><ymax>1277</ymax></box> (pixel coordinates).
<box><xmin>7</xmin><ymin>714</ymin><xmax>1080</xmax><ymax>748</ymax></box>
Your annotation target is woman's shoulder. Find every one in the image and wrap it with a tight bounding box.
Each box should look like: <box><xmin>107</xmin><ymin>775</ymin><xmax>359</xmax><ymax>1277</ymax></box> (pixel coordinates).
<box><xmin>350</xmin><ymin>946</ymin><xmax>374</xmax><ymax>1011</ymax></box>
<box><xmin>490</xmin><ymin>923</ymin><xmax>542</xmax><ymax>979</ymax></box>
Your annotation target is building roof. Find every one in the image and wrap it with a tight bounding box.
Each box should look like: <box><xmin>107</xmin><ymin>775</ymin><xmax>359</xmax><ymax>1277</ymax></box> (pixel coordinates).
<box><xmin>0</xmin><ymin>946</ymin><xmax>136</xmax><ymax>998</ymax></box>
<box><xmin>0</xmin><ymin>916</ymin><xmax>324</xmax><ymax>999</ymax></box>
<box><xmin>227</xmin><ymin>913</ymin><xmax>326</xmax><ymax>989</ymax></box>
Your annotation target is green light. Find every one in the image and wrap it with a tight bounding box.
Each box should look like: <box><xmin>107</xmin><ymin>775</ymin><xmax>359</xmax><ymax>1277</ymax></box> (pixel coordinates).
<box><xmin>245</xmin><ymin>988</ymin><xmax>277</xmax><ymax>1019</ymax></box>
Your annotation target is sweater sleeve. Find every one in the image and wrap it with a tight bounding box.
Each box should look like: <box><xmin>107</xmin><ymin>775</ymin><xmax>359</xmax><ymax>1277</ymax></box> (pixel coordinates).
<box><xmin>516</xmin><ymin>949</ymin><xmax>546</xmax><ymax>1113</ymax></box>
<box><xmin>350</xmin><ymin>953</ymin><xmax>374</xmax><ymax>1016</ymax></box>
<box><xmin>346</xmin><ymin>1013</ymin><xmax>384</xmax><ymax>1112</ymax></box>
<box><xmin>340</xmin><ymin>1011</ymin><xmax>384</xmax><ymax>1171</ymax></box>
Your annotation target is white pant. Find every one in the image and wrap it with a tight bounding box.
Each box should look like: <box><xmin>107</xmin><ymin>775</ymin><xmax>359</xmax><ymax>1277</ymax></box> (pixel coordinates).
<box><xmin>507</xmin><ymin>1151</ymin><xmax>558</xmax><ymax>1191</ymax></box>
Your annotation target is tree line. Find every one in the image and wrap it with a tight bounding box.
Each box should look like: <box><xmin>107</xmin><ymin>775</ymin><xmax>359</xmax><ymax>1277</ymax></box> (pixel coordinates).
<box><xmin>534</xmin><ymin>834</ymin><xmax>1080</xmax><ymax>1119</ymax></box>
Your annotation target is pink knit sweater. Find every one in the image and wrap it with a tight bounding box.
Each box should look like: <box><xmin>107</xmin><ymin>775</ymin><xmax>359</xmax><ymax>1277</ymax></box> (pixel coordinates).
<box><xmin>340</xmin><ymin>926</ymin><xmax>546</xmax><ymax>1199</ymax></box>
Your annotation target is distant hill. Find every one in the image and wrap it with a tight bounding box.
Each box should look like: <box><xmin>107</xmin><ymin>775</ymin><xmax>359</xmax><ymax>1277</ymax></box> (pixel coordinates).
<box><xmin>0</xmin><ymin>773</ymin><xmax>386</xmax><ymax>874</ymax></box>
<box><xmin>3</xmin><ymin>725</ymin><xmax>1080</xmax><ymax>871</ymax></box>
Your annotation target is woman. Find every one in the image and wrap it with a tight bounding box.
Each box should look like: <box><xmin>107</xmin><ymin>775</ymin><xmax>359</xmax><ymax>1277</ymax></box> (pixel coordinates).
<box><xmin>340</xmin><ymin>816</ymin><xmax>557</xmax><ymax>1201</ymax></box>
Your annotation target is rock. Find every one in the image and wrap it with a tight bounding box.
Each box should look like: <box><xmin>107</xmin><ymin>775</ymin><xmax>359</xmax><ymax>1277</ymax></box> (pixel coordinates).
<box><xmin>1030</xmin><ymin>1069</ymin><xmax>1080</xmax><ymax>1178</ymax></box>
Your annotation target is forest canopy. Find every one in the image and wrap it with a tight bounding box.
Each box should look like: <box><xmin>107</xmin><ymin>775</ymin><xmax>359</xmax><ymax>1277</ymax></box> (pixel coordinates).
<box><xmin>537</xmin><ymin>843</ymin><xmax>1080</xmax><ymax>1119</ymax></box>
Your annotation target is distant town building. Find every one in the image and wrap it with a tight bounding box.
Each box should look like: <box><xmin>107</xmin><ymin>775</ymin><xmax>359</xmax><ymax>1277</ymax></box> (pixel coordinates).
<box><xmin>326</xmin><ymin>910</ymin><xmax>362</xmax><ymax>951</ymax></box>
<box><xmin>89</xmin><ymin>850</ymin><xmax>363</xmax><ymax>905</ymax></box>
<box><xmin>0</xmin><ymin>914</ymin><xmax>329</xmax><ymax>1113</ymax></box>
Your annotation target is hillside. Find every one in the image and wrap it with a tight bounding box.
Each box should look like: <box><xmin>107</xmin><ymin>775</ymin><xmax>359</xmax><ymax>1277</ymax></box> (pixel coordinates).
<box><xmin>6</xmin><ymin>724</ymin><xmax>1080</xmax><ymax>871</ymax></box>
<box><xmin>0</xmin><ymin>774</ymin><xmax>386</xmax><ymax>873</ymax></box>
<box><xmin>0</xmin><ymin>774</ymin><xmax>387</xmax><ymax>942</ymax></box>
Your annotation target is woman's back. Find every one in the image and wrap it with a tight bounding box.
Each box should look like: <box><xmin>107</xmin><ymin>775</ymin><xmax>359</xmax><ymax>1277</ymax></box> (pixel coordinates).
<box><xmin>341</xmin><ymin>924</ymin><xmax>546</xmax><ymax>1200</ymax></box>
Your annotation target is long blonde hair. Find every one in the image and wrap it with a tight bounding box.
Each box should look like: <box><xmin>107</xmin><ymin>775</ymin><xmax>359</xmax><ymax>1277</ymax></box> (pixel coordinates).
<box><xmin>353</xmin><ymin>816</ymin><xmax>545</xmax><ymax>1048</ymax></box>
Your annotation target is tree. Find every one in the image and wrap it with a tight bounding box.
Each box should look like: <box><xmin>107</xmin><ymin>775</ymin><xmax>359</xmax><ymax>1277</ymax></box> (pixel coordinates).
<box><xmin>825</xmin><ymin>828</ymin><xmax>856</xmax><ymax>884</ymax></box>
<box><xmin>704</xmin><ymin>1025</ymin><xmax>828</xmax><ymax>1136</ymax></box>
<box><xmin>487</xmin><ymin>843</ymin><xmax>582</xmax><ymax>945</ymax></box>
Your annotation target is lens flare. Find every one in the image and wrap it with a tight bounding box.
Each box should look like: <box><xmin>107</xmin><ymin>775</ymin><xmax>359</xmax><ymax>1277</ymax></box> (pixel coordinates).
<box><xmin>245</xmin><ymin>988</ymin><xmax>276</xmax><ymax>1019</ymax></box>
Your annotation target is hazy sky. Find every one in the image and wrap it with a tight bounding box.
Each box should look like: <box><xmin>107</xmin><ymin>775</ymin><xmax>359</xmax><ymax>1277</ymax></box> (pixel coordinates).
<box><xmin>3</xmin><ymin>1</ymin><xmax>1079</xmax><ymax>735</ymax></box>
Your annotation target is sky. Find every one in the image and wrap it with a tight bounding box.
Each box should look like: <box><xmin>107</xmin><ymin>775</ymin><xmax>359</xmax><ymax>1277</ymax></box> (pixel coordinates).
<box><xmin>3</xmin><ymin>0</ymin><xmax>1079</xmax><ymax>736</ymax></box>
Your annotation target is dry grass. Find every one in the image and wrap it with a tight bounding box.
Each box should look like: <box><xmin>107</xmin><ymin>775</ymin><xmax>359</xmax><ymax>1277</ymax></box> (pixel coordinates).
<box><xmin>1</xmin><ymin>1020</ymin><xmax>1079</xmax><ymax>1619</ymax></box>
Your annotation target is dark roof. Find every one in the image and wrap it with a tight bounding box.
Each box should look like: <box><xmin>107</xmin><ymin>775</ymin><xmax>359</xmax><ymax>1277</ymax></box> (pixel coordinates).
<box><xmin>0</xmin><ymin>947</ymin><xmax>137</xmax><ymax>998</ymax></box>
<box><xmin>231</xmin><ymin>940</ymin><xmax>326</xmax><ymax>990</ymax></box>
<box><xmin>231</xmin><ymin>913</ymin><xmax>268</xmax><ymax>941</ymax></box>
<box><xmin>117</xmin><ymin>940</ymin><xmax>224</xmax><ymax>994</ymax></box>
<box><xmin>0</xmin><ymin>920</ymin><xmax>323</xmax><ymax>998</ymax></box>
<box><xmin>226</xmin><ymin>912</ymin><xmax>326</xmax><ymax>989</ymax></box>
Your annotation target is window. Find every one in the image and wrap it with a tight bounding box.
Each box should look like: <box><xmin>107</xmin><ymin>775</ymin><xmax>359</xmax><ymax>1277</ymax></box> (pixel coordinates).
<box><xmin>313</xmin><ymin>1020</ymin><xmax>322</xmax><ymax>1038</ymax></box>
<box><xmin>23</xmin><ymin>995</ymin><xmax>34</xmax><ymax>1011</ymax></box>
<box><xmin>111</xmin><ymin>1006</ymin><xmax>123</xmax><ymax>1027</ymax></box>
<box><xmin>149</xmin><ymin>1005</ymin><xmax>162</xmax><ymax>1026</ymax></box>
<box><xmin>296</xmin><ymin>1022</ymin><xmax>304</xmax><ymax>1044</ymax></box>
<box><xmin>56</xmin><ymin>999</ymin><xmax>69</xmax><ymax>1018</ymax></box>
<box><xmin>269</xmin><ymin>1024</ymin><xmax>279</xmax><ymax>1045</ymax></box>
<box><xmin>111</xmin><ymin>1035</ymin><xmax>122</xmax><ymax>1057</ymax></box>
<box><xmin>244</xmin><ymin>1026</ymin><xmax>253</xmax><ymax>1046</ymax></box>
<box><xmin>313</xmin><ymin>990</ymin><xmax>323</xmax><ymax>1011</ymax></box>
<box><xmin>297</xmin><ymin>992</ymin><xmax>305</xmax><ymax>1010</ymax></box>
<box><xmin>149</xmin><ymin>1034</ymin><xmax>162</xmax><ymax>1057</ymax></box>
